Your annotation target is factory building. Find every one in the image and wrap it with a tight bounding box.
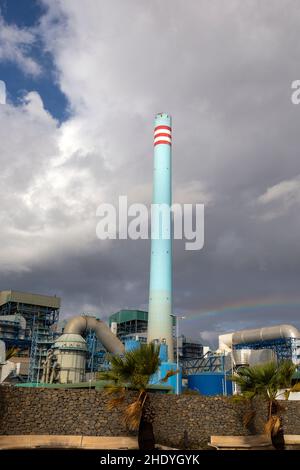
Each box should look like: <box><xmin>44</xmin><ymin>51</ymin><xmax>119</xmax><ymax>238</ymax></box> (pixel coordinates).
<box><xmin>178</xmin><ymin>335</ymin><xmax>203</xmax><ymax>360</ymax></box>
<box><xmin>43</xmin><ymin>315</ymin><xmax>124</xmax><ymax>384</ymax></box>
<box><xmin>0</xmin><ymin>290</ymin><xmax>60</xmax><ymax>381</ymax></box>
<box><xmin>219</xmin><ymin>324</ymin><xmax>300</xmax><ymax>368</ymax></box>
<box><xmin>109</xmin><ymin>310</ymin><xmax>148</xmax><ymax>339</ymax></box>
<box><xmin>108</xmin><ymin>309</ymin><xmax>203</xmax><ymax>363</ymax></box>
<box><xmin>2</xmin><ymin>116</ymin><xmax>299</xmax><ymax>398</ymax></box>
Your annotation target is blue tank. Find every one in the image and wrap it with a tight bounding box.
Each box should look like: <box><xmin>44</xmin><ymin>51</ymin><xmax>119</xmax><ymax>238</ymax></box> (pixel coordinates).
<box><xmin>188</xmin><ymin>372</ymin><xmax>233</xmax><ymax>396</ymax></box>
<box><xmin>124</xmin><ymin>339</ymin><xmax>140</xmax><ymax>352</ymax></box>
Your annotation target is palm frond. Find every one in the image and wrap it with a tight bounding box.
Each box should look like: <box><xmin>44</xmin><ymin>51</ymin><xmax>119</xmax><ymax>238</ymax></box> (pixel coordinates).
<box><xmin>264</xmin><ymin>415</ymin><xmax>281</xmax><ymax>436</ymax></box>
<box><xmin>100</xmin><ymin>343</ymin><xmax>161</xmax><ymax>390</ymax></box>
<box><xmin>103</xmin><ymin>384</ymin><xmax>125</xmax><ymax>396</ymax></box>
<box><xmin>123</xmin><ymin>400</ymin><xmax>142</xmax><ymax>430</ymax></box>
<box><xmin>5</xmin><ymin>347</ymin><xmax>19</xmax><ymax>360</ymax></box>
<box><xmin>290</xmin><ymin>382</ymin><xmax>300</xmax><ymax>392</ymax></box>
<box><xmin>276</xmin><ymin>360</ymin><xmax>296</xmax><ymax>388</ymax></box>
<box><xmin>243</xmin><ymin>410</ymin><xmax>256</xmax><ymax>427</ymax></box>
<box><xmin>101</xmin><ymin>343</ymin><xmax>160</xmax><ymax>433</ymax></box>
<box><xmin>107</xmin><ymin>395</ymin><xmax>126</xmax><ymax>411</ymax></box>
<box><xmin>160</xmin><ymin>368</ymin><xmax>178</xmax><ymax>383</ymax></box>
<box><xmin>232</xmin><ymin>360</ymin><xmax>295</xmax><ymax>401</ymax></box>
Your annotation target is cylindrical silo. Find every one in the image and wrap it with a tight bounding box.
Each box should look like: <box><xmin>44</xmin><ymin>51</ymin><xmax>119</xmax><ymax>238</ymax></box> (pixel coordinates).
<box><xmin>53</xmin><ymin>333</ymin><xmax>87</xmax><ymax>384</ymax></box>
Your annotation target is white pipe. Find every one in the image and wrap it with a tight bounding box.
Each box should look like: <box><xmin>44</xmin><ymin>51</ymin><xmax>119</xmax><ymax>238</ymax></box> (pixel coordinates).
<box><xmin>219</xmin><ymin>324</ymin><xmax>300</xmax><ymax>351</ymax></box>
<box><xmin>64</xmin><ymin>315</ymin><xmax>125</xmax><ymax>355</ymax></box>
<box><xmin>232</xmin><ymin>324</ymin><xmax>300</xmax><ymax>345</ymax></box>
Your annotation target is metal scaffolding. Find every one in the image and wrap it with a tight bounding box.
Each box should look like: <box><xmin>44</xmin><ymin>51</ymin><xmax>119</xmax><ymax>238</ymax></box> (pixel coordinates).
<box><xmin>85</xmin><ymin>329</ymin><xmax>107</xmax><ymax>374</ymax></box>
<box><xmin>0</xmin><ymin>291</ymin><xmax>60</xmax><ymax>381</ymax></box>
<box><xmin>233</xmin><ymin>337</ymin><xmax>300</xmax><ymax>365</ymax></box>
<box><xmin>182</xmin><ymin>352</ymin><xmax>230</xmax><ymax>377</ymax></box>
<box><xmin>27</xmin><ymin>312</ymin><xmax>59</xmax><ymax>383</ymax></box>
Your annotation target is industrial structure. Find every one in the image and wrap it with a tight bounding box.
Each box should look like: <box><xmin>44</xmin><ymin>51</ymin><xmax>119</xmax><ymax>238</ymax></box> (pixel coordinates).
<box><xmin>0</xmin><ymin>290</ymin><xmax>60</xmax><ymax>382</ymax></box>
<box><xmin>219</xmin><ymin>324</ymin><xmax>300</xmax><ymax>367</ymax></box>
<box><xmin>2</xmin><ymin>116</ymin><xmax>300</xmax><ymax>398</ymax></box>
<box><xmin>46</xmin><ymin>315</ymin><xmax>124</xmax><ymax>384</ymax></box>
<box><xmin>178</xmin><ymin>335</ymin><xmax>204</xmax><ymax>361</ymax></box>
<box><xmin>186</xmin><ymin>324</ymin><xmax>300</xmax><ymax>396</ymax></box>
<box><xmin>109</xmin><ymin>309</ymin><xmax>203</xmax><ymax>364</ymax></box>
<box><xmin>109</xmin><ymin>309</ymin><xmax>148</xmax><ymax>340</ymax></box>
<box><xmin>147</xmin><ymin>113</ymin><xmax>174</xmax><ymax>362</ymax></box>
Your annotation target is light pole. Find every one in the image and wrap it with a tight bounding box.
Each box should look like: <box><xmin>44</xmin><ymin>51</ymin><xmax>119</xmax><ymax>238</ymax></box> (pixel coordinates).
<box><xmin>171</xmin><ymin>314</ymin><xmax>185</xmax><ymax>394</ymax></box>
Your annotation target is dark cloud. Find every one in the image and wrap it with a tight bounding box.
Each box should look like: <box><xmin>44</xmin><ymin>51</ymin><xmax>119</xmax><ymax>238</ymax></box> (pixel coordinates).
<box><xmin>1</xmin><ymin>1</ymin><xmax>300</xmax><ymax>345</ymax></box>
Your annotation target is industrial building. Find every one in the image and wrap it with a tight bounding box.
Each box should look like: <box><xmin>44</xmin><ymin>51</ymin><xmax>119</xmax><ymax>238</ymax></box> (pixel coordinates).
<box><xmin>109</xmin><ymin>309</ymin><xmax>148</xmax><ymax>339</ymax></box>
<box><xmin>1</xmin><ymin>115</ymin><xmax>300</xmax><ymax>398</ymax></box>
<box><xmin>186</xmin><ymin>324</ymin><xmax>300</xmax><ymax>396</ymax></box>
<box><xmin>0</xmin><ymin>290</ymin><xmax>60</xmax><ymax>381</ymax></box>
<box><xmin>109</xmin><ymin>309</ymin><xmax>203</xmax><ymax>364</ymax></box>
<box><xmin>219</xmin><ymin>324</ymin><xmax>300</xmax><ymax>367</ymax></box>
<box><xmin>42</xmin><ymin>315</ymin><xmax>124</xmax><ymax>384</ymax></box>
<box><xmin>178</xmin><ymin>335</ymin><xmax>203</xmax><ymax>361</ymax></box>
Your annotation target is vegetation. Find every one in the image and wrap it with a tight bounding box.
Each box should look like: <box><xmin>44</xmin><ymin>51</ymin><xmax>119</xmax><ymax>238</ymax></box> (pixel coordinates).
<box><xmin>5</xmin><ymin>347</ymin><xmax>19</xmax><ymax>361</ymax></box>
<box><xmin>231</xmin><ymin>360</ymin><xmax>299</xmax><ymax>443</ymax></box>
<box><xmin>99</xmin><ymin>343</ymin><xmax>177</xmax><ymax>450</ymax></box>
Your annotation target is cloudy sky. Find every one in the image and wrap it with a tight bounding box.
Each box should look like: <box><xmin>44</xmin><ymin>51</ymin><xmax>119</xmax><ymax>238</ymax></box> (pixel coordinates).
<box><xmin>0</xmin><ymin>0</ymin><xmax>300</xmax><ymax>347</ymax></box>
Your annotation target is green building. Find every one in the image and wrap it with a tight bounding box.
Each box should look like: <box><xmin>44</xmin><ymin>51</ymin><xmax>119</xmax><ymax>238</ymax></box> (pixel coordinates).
<box><xmin>109</xmin><ymin>309</ymin><xmax>148</xmax><ymax>339</ymax></box>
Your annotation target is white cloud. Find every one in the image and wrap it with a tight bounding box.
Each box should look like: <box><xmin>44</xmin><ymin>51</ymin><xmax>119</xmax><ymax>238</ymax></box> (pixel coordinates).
<box><xmin>1</xmin><ymin>1</ymin><xmax>300</xmax><ymax>326</ymax></box>
<box><xmin>0</xmin><ymin>91</ymin><xmax>108</xmax><ymax>273</ymax></box>
<box><xmin>0</xmin><ymin>15</ymin><xmax>41</xmax><ymax>76</ymax></box>
<box><xmin>198</xmin><ymin>330</ymin><xmax>218</xmax><ymax>347</ymax></box>
<box><xmin>257</xmin><ymin>176</ymin><xmax>300</xmax><ymax>219</ymax></box>
<box><xmin>174</xmin><ymin>181</ymin><xmax>213</xmax><ymax>205</ymax></box>
<box><xmin>0</xmin><ymin>80</ymin><xmax>6</xmax><ymax>104</ymax></box>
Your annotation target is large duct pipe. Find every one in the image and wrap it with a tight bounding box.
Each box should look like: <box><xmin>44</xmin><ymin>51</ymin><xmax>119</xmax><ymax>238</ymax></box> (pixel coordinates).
<box><xmin>64</xmin><ymin>315</ymin><xmax>125</xmax><ymax>355</ymax></box>
<box><xmin>219</xmin><ymin>324</ymin><xmax>300</xmax><ymax>350</ymax></box>
<box><xmin>232</xmin><ymin>324</ymin><xmax>300</xmax><ymax>345</ymax></box>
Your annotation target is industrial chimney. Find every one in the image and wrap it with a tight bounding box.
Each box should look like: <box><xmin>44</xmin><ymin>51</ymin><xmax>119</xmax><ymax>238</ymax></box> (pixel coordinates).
<box><xmin>147</xmin><ymin>113</ymin><xmax>174</xmax><ymax>361</ymax></box>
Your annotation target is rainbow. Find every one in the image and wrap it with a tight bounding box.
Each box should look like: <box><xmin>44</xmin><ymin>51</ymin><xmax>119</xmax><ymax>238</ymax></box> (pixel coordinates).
<box><xmin>182</xmin><ymin>295</ymin><xmax>300</xmax><ymax>321</ymax></box>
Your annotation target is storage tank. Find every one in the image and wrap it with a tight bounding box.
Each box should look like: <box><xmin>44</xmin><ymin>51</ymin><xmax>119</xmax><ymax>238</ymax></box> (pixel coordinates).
<box><xmin>188</xmin><ymin>372</ymin><xmax>233</xmax><ymax>396</ymax></box>
<box><xmin>232</xmin><ymin>348</ymin><xmax>275</xmax><ymax>367</ymax></box>
<box><xmin>54</xmin><ymin>333</ymin><xmax>87</xmax><ymax>383</ymax></box>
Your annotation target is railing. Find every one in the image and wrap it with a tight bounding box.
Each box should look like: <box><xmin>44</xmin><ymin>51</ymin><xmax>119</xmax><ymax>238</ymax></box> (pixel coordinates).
<box><xmin>181</xmin><ymin>353</ymin><xmax>229</xmax><ymax>376</ymax></box>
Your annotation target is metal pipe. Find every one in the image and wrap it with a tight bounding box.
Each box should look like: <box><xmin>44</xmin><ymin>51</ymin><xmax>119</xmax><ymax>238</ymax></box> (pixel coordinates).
<box><xmin>64</xmin><ymin>315</ymin><xmax>125</xmax><ymax>355</ymax></box>
<box><xmin>232</xmin><ymin>324</ymin><xmax>300</xmax><ymax>345</ymax></box>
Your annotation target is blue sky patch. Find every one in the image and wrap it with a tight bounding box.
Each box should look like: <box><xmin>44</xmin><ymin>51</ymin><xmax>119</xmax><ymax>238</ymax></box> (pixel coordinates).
<box><xmin>0</xmin><ymin>0</ymin><xmax>69</xmax><ymax>122</ymax></box>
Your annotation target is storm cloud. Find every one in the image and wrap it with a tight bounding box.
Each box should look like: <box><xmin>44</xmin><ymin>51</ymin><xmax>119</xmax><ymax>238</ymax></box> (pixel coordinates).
<box><xmin>1</xmin><ymin>0</ymin><xmax>300</xmax><ymax>346</ymax></box>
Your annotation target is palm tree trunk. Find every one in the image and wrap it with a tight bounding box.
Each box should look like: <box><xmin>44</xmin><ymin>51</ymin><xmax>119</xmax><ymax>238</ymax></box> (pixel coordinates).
<box><xmin>268</xmin><ymin>399</ymin><xmax>272</xmax><ymax>420</ymax></box>
<box><xmin>138</xmin><ymin>415</ymin><xmax>155</xmax><ymax>450</ymax></box>
<box><xmin>269</xmin><ymin>400</ymin><xmax>285</xmax><ymax>450</ymax></box>
<box><xmin>138</xmin><ymin>395</ymin><xmax>155</xmax><ymax>450</ymax></box>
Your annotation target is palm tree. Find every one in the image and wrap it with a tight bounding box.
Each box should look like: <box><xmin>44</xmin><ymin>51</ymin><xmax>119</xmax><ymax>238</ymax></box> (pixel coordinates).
<box><xmin>99</xmin><ymin>343</ymin><xmax>176</xmax><ymax>450</ymax></box>
<box><xmin>231</xmin><ymin>360</ymin><xmax>297</xmax><ymax>443</ymax></box>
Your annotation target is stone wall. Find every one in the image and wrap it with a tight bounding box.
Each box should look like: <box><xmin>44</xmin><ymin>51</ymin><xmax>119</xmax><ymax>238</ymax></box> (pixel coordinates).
<box><xmin>0</xmin><ymin>386</ymin><xmax>133</xmax><ymax>437</ymax></box>
<box><xmin>1</xmin><ymin>385</ymin><xmax>300</xmax><ymax>449</ymax></box>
